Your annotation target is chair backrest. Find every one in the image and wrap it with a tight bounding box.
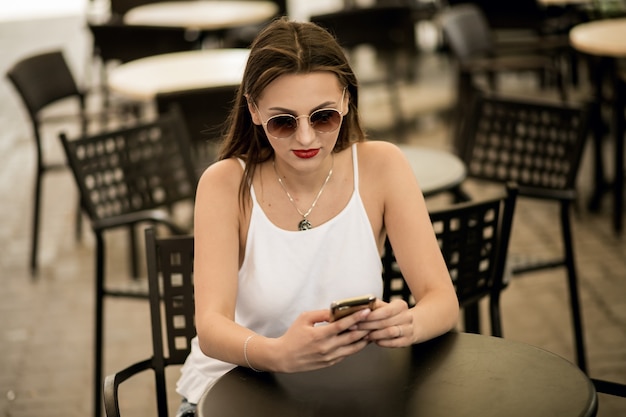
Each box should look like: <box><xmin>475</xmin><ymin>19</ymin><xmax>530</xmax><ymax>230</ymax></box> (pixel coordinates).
<box><xmin>58</xmin><ymin>107</ymin><xmax>198</xmax><ymax>225</ymax></box>
<box><xmin>88</xmin><ymin>22</ymin><xmax>199</xmax><ymax>66</ymax></box>
<box><xmin>310</xmin><ymin>5</ymin><xmax>417</xmax><ymax>54</ymax></box>
<box><xmin>444</xmin><ymin>0</ymin><xmax>546</xmax><ymax>32</ymax></box>
<box><xmin>145</xmin><ymin>227</ymin><xmax>196</xmax><ymax>365</ymax></box>
<box><xmin>6</xmin><ymin>50</ymin><xmax>83</xmax><ymax>122</ymax></box>
<box><xmin>459</xmin><ymin>90</ymin><xmax>590</xmax><ymax>198</ymax></box>
<box><xmin>155</xmin><ymin>85</ymin><xmax>237</xmax><ymax>171</ymax></box>
<box><xmin>438</xmin><ymin>4</ymin><xmax>493</xmax><ymax>61</ymax></box>
<box><xmin>382</xmin><ymin>183</ymin><xmax>518</xmax><ymax>335</ymax></box>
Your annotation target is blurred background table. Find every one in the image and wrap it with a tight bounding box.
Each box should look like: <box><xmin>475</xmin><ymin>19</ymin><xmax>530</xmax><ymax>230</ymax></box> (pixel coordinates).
<box><xmin>123</xmin><ymin>0</ymin><xmax>279</xmax><ymax>31</ymax></box>
<box><xmin>107</xmin><ymin>48</ymin><xmax>249</xmax><ymax>100</ymax></box>
<box><xmin>397</xmin><ymin>144</ymin><xmax>466</xmax><ymax>197</ymax></box>
<box><xmin>570</xmin><ymin>17</ymin><xmax>626</xmax><ymax>233</ymax></box>
<box><xmin>198</xmin><ymin>332</ymin><xmax>598</xmax><ymax>417</ymax></box>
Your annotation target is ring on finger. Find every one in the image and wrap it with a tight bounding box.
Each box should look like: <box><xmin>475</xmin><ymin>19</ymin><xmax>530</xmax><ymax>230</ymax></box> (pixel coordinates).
<box><xmin>395</xmin><ymin>325</ymin><xmax>403</xmax><ymax>338</ymax></box>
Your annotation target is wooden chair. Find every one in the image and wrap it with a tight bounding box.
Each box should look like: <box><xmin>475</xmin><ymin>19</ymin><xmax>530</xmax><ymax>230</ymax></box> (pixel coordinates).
<box><xmin>58</xmin><ymin>107</ymin><xmax>197</xmax><ymax>417</ymax></box>
<box><xmin>104</xmin><ymin>227</ymin><xmax>195</xmax><ymax>417</ymax></box>
<box><xmin>457</xmin><ymin>90</ymin><xmax>591</xmax><ymax>372</ymax></box>
<box><xmin>382</xmin><ymin>183</ymin><xmax>518</xmax><ymax>336</ymax></box>
<box><xmin>6</xmin><ymin>50</ymin><xmax>97</xmax><ymax>275</ymax></box>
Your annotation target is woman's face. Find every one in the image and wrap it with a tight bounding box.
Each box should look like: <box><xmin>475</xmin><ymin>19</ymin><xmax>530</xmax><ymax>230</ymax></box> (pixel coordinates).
<box><xmin>248</xmin><ymin>72</ymin><xmax>348</xmax><ymax>172</ymax></box>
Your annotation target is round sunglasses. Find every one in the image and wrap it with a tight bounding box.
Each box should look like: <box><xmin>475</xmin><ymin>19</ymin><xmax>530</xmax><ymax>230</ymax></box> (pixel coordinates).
<box><xmin>254</xmin><ymin>88</ymin><xmax>346</xmax><ymax>139</ymax></box>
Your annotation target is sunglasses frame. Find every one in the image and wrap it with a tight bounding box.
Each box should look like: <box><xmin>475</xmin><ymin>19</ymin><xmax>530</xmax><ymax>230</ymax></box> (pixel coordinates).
<box><xmin>253</xmin><ymin>87</ymin><xmax>347</xmax><ymax>139</ymax></box>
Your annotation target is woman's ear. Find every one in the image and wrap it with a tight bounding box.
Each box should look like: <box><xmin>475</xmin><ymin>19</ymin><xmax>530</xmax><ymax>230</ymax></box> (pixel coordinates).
<box><xmin>342</xmin><ymin>89</ymin><xmax>350</xmax><ymax>116</ymax></box>
<box><xmin>245</xmin><ymin>94</ymin><xmax>262</xmax><ymax>126</ymax></box>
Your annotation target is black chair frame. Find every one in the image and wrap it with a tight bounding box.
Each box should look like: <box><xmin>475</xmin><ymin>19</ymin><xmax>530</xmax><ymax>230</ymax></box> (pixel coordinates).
<box><xmin>458</xmin><ymin>90</ymin><xmax>591</xmax><ymax>372</ymax></box>
<box><xmin>59</xmin><ymin>107</ymin><xmax>197</xmax><ymax>417</ymax></box>
<box><xmin>383</xmin><ymin>183</ymin><xmax>518</xmax><ymax>336</ymax></box>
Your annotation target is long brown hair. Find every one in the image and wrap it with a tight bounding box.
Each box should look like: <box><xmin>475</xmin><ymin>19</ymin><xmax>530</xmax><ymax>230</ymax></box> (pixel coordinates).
<box><xmin>218</xmin><ymin>17</ymin><xmax>366</xmax><ymax>204</ymax></box>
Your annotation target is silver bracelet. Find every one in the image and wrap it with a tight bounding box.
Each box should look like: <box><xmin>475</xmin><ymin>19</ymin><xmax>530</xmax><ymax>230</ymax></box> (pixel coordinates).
<box><xmin>243</xmin><ymin>334</ymin><xmax>262</xmax><ymax>372</ymax></box>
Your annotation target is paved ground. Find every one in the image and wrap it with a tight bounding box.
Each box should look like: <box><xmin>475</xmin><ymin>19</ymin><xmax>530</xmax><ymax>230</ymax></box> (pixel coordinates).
<box><xmin>1</xmin><ymin>12</ymin><xmax>625</xmax><ymax>417</ymax></box>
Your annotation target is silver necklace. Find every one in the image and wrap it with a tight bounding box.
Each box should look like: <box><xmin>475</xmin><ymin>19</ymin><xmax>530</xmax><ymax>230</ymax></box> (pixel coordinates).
<box><xmin>273</xmin><ymin>155</ymin><xmax>334</xmax><ymax>231</ymax></box>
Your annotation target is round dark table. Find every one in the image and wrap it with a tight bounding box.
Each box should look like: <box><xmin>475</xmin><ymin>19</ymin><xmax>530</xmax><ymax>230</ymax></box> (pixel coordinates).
<box><xmin>198</xmin><ymin>332</ymin><xmax>597</xmax><ymax>417</ymax></box>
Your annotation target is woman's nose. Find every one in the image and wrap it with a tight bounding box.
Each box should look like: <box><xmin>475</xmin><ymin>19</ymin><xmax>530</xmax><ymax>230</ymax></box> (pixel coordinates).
<box><xmin>294</xmin><ymin>117</ymin><xmax>316</xmax><ymax>146</ymax></box>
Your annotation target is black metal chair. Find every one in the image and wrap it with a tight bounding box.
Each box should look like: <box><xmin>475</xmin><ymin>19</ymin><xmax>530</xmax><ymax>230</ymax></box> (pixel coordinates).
<box><xmin>6</xmin><ymin>50</ymin><xmax>96</xmax><ymax>275</ymax></box>
<box><xmin>437</xmin><ymin>3</ymin><xmax>569</xmax><ymax>150</ymax></box>
<box><xmin>104</xmin><ymin>227</ymin><xmax>195</xmax><ymax>417</ymax></box>
<box><xmin>58</xmin><ymin>107</ymin><xmax>197</xmax><ymax>417</ymax></box>
<box><xmin>457</xmin><ymin>90</ymin><xmax>591</xmax><ymax>372</ymax></box>
<box><xmin>382</xmin><ymin>183</ymin><xmax>518</xmax><ymax>336</ymax></box>
<box><xmin>155</xmin><ymin>85</ymin><xmax>238</xmax><ymax>173</ymax></box>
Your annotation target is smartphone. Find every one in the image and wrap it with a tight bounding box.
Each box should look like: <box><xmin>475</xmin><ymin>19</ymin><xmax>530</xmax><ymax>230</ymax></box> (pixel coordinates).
<box><xmin>329</xmin><ymin>294</ymin><xmax>376</xmax><ymax>322</ymax></box>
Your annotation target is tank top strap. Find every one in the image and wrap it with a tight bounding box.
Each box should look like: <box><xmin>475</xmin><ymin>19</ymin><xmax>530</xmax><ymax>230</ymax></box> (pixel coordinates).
<box><xmin>351</xmin><ymin>143</ymin><xmax>359</xmax><ymax>190</ymax></box>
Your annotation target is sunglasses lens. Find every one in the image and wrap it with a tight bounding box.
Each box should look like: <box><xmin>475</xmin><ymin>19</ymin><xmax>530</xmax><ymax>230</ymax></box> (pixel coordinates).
<box><xmin>267</xmin><ymin>115</ymin><xmax>298</xmax><ymax>138</ymax></box>
<box><xmin>310</xmin><ymin>109</ymin><xmax>341</xmax><ymax>133</ymax></box>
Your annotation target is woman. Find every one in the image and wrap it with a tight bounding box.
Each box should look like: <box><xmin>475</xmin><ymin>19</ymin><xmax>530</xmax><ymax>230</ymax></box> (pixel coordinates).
<box><xmin>177</xmin><ymin>17</ymin><xmax>459</xmax><ymax>416</ymax></box>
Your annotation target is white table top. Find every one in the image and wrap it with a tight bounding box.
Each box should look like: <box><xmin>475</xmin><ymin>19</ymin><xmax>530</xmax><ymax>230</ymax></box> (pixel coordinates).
<box><xmin>398</xmin><ymin>145</ymin><xmax>467</xmax><ymax>196</ymax></box>
<box><xmin>569</xmin><ymin>18</ymin><xmax>626</xmax><ymax>57</ymax></box>
<box><xmin>107</xmin><ymin>49</ymin><xmax>250</xmax><ymax>100</ymax></box>
<box><xmin>124</xmin><ymin>1</ymin><xmax>279</xmax><ymax>30</ymax></box>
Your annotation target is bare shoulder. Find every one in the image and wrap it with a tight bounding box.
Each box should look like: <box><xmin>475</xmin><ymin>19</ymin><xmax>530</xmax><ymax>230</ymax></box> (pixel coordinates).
<box><xmin>356</xmin><ymin>141</ymin><xmax>410</xmax><ymax>177</ymax></box>
<box><xmin>197</xmin><ymin>158</ymin><xmax>243</xmax><ymax>192</ymax></box>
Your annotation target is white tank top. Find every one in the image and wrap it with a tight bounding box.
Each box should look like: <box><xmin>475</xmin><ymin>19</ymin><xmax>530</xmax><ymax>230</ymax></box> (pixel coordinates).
<box><xmin>177</xmin><ymin>143</ymin><xmax>382</xmax><ymax>403</ymax></box>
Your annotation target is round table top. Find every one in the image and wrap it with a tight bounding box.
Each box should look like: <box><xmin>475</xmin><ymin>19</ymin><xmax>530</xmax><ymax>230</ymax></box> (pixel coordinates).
<box><xmin>198</xmin><ymin>332</ymin><xmax>597</xmax><ymax>417</ymax></box>
<box><xmin>124</xmin><ymin>1</ymin><xmax>279</xmax><ymax>30</ymax></box>
<box><xmin>107</xmin><ymin>49</ymin><xmax>250</xmax><ymax>101</ymax></box>
<box><xmin>398</xmin><ymin>145</ymin><xmax>466</xmax><ymax>196</ymax></box>
<box><xmin>570</xmin><ymin>18</ymin><xmax>626</xmax><ymax>57</ymax></box>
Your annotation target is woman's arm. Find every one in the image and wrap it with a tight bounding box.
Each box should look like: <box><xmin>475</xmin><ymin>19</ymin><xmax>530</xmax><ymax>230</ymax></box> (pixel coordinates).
<box><xmin>358</xmin><ymin>141</ymin><xmax>459</xmax><ymax>345</ymax></box>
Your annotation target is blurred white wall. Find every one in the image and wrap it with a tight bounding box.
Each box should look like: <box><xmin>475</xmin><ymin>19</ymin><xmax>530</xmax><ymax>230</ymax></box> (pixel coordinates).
<box><xmin>0</xmin><ymin>0</ymin><xmax>88</xmax><ymax>21</ymax></box>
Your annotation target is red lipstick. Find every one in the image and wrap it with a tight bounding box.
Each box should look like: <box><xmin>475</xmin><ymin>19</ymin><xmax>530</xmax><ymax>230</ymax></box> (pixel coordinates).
<box><xmin>293</xmin><ymin>149</ymin><xmax>319</xmax><ymax>159</ymax></box>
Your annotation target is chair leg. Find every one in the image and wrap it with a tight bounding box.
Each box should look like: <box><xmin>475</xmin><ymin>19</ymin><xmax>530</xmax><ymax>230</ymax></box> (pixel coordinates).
<box><xmin>30</xmin><ymin>167</ymin><xmax>43</xmax><ymax>276</ymax></box>
<box><xmin>490</xmin><ymin>296</ymin><xmax>503</xmax><ymax>337</ymax></box>
<box><xmin>560</xmin><ymin>202</ymin><xmax>587</xmax><ymax>372</ymax></box>
<box><xmin>612</xmin><ymin>75</ymin><xmax>624</xmax><ymax>234</ymax></box>
<box><xmin>128</xmin><ymin>225</ymin><xmax>139</xmax><ymax>279</ymax></box>
<box><xmin>94</xmin><ymin>234</ymin><xmax>105</xmax><ymax>417</ymax></box>
<box><xmin>463</xmin><ymin>302</ymin><xmax>480</xmax><ymax>334</ymax></box>
<box><xmin>75</xmin><ymin>200</ymin><xmax>83</xmax><ymax>242</ymax></box>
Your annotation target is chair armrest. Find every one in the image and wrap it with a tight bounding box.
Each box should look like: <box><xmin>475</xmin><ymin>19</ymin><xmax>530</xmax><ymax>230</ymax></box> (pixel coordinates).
<box><xmin>92</xmin><ymin>209</ymin><xmax>190</xmax><ymax>235</ymax></box>
<box><xmin>103</xmin><ymin>358</ymin><xmax>154</xmax><ymax>417</ymax></box>
<box><xmin>517</xmin><ymin>185</ymin><xmax>577</xmax><ymax>202</ymax></box>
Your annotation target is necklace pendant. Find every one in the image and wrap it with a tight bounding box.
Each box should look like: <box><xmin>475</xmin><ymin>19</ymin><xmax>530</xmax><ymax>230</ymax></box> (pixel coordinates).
<box><xmin>298</xmin><ymin>218</ymin><xmax>312</xmax><ymax>231</ymax></box>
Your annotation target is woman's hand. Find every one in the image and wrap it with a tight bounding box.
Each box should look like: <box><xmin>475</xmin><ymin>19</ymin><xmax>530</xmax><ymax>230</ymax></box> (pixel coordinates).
<box><xmin>356</xmin><ymin>299</ymin><xmax>413</xmax><ymax>347</ymax></box>
<box><xmin>271</xmin><ymin>307</ymin><xmax>372</xmax><ymax>373</ymax></box>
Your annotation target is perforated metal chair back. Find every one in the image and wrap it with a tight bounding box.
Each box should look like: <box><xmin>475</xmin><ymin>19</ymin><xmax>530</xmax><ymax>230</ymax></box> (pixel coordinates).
<box><xmin>460</xmin><ymin>91</ymin><xmax>589</xmax><ymax>196</ymax></box>
<box><xmin>382</xmin><ymin>184</ymin><xmax>518</xmax><ymax>336</ymax></box>
<box><xmin>103</xmin><ymin>228</ymin><xmax>195</xmax><ymax>417</ymax></box>
<box><xmin>59</xmin><ymin>107</ymin><xmax>197</xmax><ymax>224</ymax></box>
